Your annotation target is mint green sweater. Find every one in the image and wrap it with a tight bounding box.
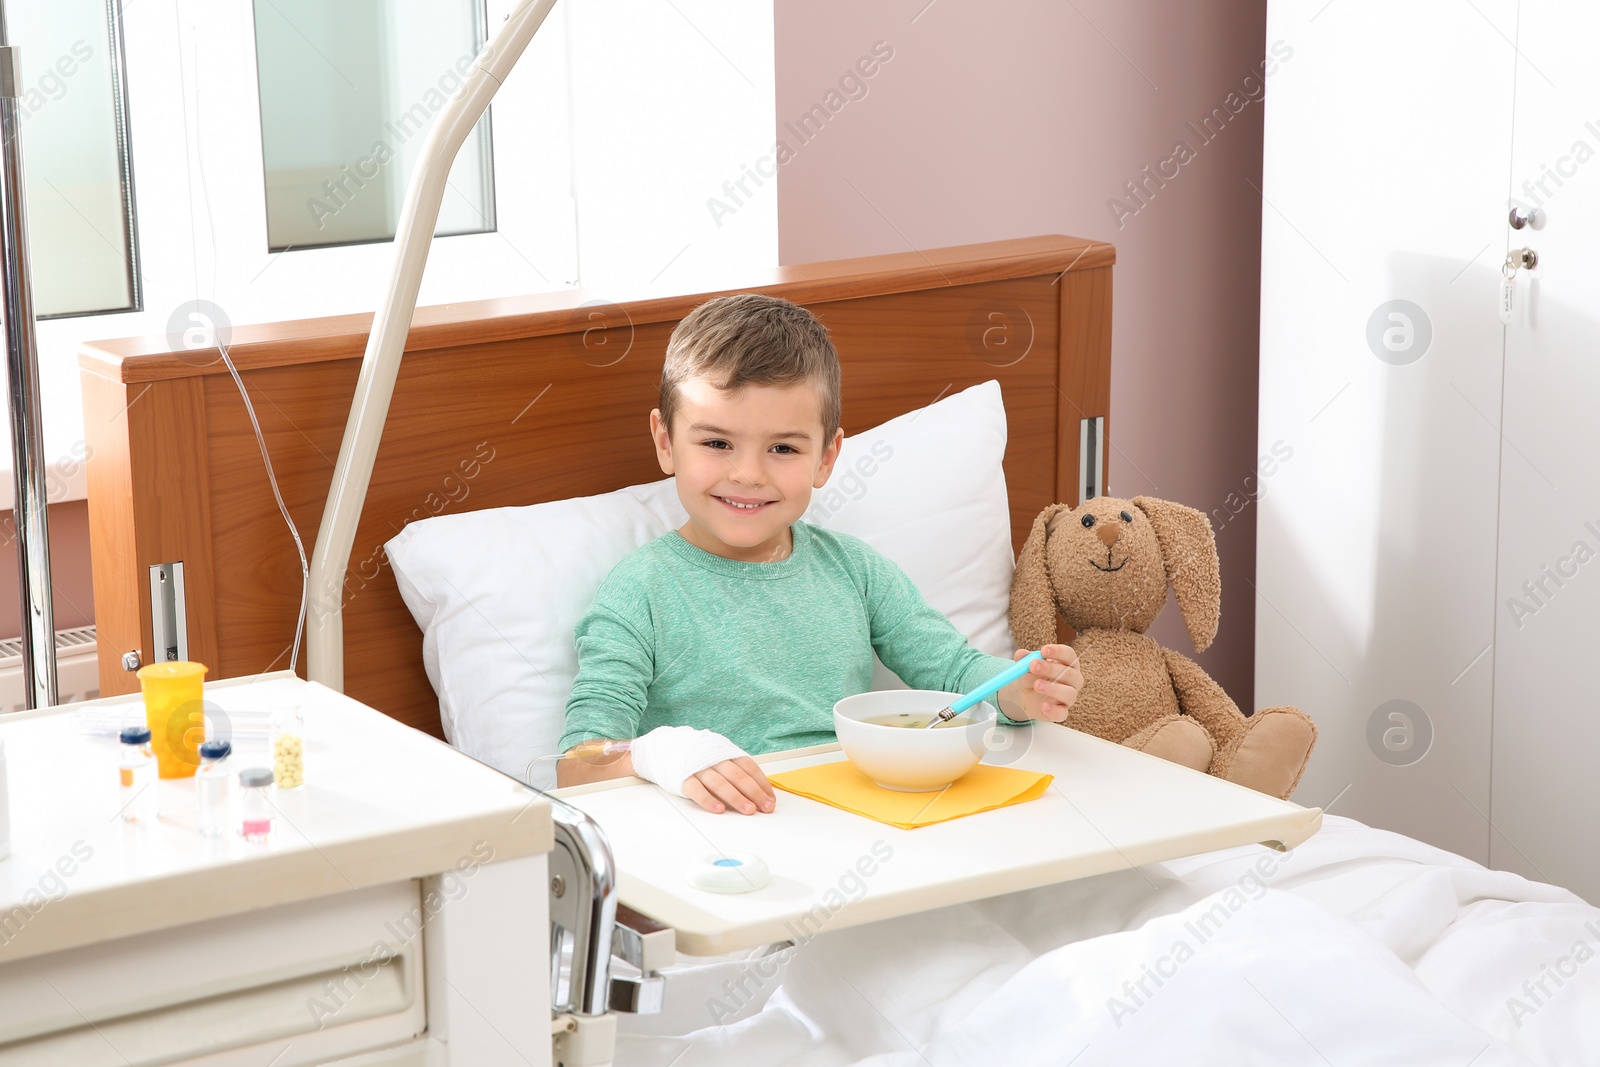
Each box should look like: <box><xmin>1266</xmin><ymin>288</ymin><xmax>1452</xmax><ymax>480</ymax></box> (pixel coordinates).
<box><xmin>558</xmin><ymin>522</ymin><xmax>1019</xmax><ymax>756</ymax></box>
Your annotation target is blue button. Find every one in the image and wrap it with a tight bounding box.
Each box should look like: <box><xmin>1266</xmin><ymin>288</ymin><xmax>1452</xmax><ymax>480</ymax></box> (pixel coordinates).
<box><xmin>712</xmin><ymin>858</ymin><xmax>743</xmax><ymax>868</ymax></box>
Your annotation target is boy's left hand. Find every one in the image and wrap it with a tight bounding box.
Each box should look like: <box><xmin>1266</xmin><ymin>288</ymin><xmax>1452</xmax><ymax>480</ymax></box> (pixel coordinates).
<box><xmin>999</xmin><ymin>644</ymin><xmax>1082</xmax><ymax>723</ymax></box>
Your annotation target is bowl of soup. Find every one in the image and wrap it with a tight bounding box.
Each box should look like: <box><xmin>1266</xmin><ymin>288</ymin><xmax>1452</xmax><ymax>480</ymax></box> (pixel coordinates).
<box><xmin>833</xmin><ymin>689</ymin><xmax>996</xmax><ymax>792</ymax></box>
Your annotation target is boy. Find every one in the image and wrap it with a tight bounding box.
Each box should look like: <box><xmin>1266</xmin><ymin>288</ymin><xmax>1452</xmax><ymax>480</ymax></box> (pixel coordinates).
<box><xmin>555</xmin><ymin>293</ymin><xmax>1082</xmax><ymax>813</ymax></box>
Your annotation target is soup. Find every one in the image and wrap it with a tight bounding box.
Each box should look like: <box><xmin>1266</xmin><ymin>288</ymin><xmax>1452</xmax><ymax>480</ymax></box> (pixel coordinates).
<box><xmin>860</xmin><ymin>711</ymin><xmax>974</xmax><ymax>729</ymax></box>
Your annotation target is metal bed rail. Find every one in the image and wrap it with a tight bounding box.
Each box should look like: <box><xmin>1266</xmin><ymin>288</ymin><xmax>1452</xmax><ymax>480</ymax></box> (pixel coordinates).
<box><xmin>548</xmin><ymin>799</ymin><xmax>670</xmax><ymax>1065</ymax></box>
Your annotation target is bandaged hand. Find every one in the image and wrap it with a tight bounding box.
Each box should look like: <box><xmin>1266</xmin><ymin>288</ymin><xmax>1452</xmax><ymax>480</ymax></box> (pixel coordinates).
<box><xmin>629</xmin><ymin>726</ymin><xmax>776</xmax><ymax>815</ymax></box>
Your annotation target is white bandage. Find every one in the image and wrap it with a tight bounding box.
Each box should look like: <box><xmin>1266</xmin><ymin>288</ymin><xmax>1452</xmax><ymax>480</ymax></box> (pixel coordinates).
<box><xmin>629</xmin><ymin>726</ymin><xmax>749</xmax><ymax>797</ymax></box>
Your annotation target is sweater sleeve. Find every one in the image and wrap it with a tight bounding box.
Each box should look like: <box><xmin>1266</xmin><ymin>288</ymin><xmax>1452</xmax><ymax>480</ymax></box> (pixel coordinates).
<box><xmin>558</xmin><ymin>584</ymin><xmax>656</xmax><ymax>753</ymax></box>
<box><xmin>858</xmin><ymin>545</ymin><xmax>1027</xmax><ymax>724</ymax></box>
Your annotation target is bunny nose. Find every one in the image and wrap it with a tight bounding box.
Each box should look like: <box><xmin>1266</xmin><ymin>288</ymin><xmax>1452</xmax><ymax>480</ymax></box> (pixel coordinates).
<box><xmin>1095</xmin><ymin>523</ymin><xmax>1121</xmax><ymax>548</ymax></box>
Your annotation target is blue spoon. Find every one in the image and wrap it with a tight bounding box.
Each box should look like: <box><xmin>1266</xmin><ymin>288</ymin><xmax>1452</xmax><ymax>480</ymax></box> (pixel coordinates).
<box><xmin>922</xmin><ymin>650</ymin><xmax>1044</xmax><ymax>728</ymax></box>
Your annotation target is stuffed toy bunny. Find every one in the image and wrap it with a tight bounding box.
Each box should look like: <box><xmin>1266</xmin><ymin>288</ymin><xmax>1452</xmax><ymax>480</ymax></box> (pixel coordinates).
<box><xmin>1010</xmin><ymin>495</ymin><xmax>1316</xmax><ymax>800</ymax></box>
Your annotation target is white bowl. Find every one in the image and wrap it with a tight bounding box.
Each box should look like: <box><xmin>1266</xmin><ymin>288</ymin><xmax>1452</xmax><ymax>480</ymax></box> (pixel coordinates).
<box><xmin>833</xmin><ymin>689</ymin><xmax>997</xmax><ymax>792</ymax></box>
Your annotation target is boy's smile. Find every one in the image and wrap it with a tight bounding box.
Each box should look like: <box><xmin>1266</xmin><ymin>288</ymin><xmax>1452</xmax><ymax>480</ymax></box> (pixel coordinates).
<box><xmin>651</xmin><ymin>377</ymin><xmax>843</xmax><ymax>563</ymax></box>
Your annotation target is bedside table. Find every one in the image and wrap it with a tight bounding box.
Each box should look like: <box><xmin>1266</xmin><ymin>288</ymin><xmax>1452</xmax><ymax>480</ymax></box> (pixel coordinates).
<box><xmin>0</xmin><ymin>671</ymin><xmax>552</xmax><ymax>1067</ymax></box>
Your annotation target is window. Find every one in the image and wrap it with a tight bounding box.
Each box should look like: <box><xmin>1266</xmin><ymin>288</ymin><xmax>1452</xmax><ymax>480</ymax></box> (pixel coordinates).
<box><xmin>252</xmin><ymin>0</ymin><xmax>495</xmax><ymax>251</ymax></box>
<box><xmin>11</xmin><ymin>0</ymin><xmax>139</xmax><ymax>318</ymax></box>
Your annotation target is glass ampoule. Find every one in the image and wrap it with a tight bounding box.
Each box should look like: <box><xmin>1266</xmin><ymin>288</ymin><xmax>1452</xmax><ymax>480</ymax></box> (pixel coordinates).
<box><xmin>195</xmin><ymin>739</ymin><xmax>233</xmax><ymax>837</ymax></box>
<box><xmin>238</xmin><ymin>767</ymin><xmax>274</xmax><ymax>841</ymax></box>
<box><xmin>119</xmin><ymin>726</ymin><xmax>158</xmax><ymax>823</ymax></box>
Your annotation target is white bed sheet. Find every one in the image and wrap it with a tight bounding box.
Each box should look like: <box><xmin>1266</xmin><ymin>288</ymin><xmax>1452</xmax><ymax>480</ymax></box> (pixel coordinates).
<box><xmin>615</xmin><ymin>816</ymin><xmax>1600</xmax><ymax>1065</ymax></box>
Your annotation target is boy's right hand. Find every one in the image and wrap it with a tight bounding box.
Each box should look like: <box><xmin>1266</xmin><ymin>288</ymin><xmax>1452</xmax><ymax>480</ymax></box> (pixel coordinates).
<box><xmin>629</xmin><ymin>726</ymin><xmax>776</xmax><ymax>815</ymax></box>
<box><xmin>683</xmin><ymin>757</ymin><xmax>776</xmax><ymax>815</ymax></box>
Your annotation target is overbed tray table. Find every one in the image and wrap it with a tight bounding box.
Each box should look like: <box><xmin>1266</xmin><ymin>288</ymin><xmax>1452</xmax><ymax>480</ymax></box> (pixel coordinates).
<box><xmin>552</xmin><ymin>722</ymin><xmax>1323</xmax><ymax>955</ymax></box>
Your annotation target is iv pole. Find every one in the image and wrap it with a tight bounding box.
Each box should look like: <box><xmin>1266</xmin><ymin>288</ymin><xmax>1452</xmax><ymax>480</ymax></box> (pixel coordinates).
<box><xmin>0</xmin><ymin>2</ymin><xmax>58</xmax><ymax>710</ymax></box>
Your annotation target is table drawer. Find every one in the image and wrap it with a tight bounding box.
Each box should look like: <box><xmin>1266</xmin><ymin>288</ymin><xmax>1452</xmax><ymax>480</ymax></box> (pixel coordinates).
<box><xmin>0</xmin><ymin>879</ymin><xmax>426</xmax><ymax>1066</ymax></box>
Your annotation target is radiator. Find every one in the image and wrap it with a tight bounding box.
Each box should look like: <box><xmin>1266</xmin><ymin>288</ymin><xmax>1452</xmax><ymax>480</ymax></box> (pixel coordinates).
<box><xmin>0</xmin><ymin>626</ymin><xmax>100</xmax><ymax>711</ymax></box>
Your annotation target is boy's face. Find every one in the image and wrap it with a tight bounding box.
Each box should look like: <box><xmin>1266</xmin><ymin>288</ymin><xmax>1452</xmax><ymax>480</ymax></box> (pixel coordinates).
<box><xmin>650</xmin><ymin>377</ymin><xmax>844</xmax><ymax>562</ymax></box>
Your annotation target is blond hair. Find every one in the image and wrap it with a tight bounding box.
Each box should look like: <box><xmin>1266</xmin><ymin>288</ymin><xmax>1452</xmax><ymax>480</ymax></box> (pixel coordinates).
<box><xmin>659</xmin><ymin>293</ymin><xmax>841</xmax><ymax>440</ymax></box>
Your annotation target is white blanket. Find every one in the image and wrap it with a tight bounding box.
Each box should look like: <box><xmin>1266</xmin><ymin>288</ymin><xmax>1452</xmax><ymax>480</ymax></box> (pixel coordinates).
<box><xmin>615</xmin><ymin>817</ymin><xmax>1600</xmax><ymax>1065</ymax></box>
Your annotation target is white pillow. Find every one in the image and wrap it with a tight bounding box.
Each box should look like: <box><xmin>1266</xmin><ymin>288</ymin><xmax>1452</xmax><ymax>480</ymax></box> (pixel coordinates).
<box><xmin>388</xmin><ymin>379</ymin><xmax>1015</xmax><ymax>788</ymax></box>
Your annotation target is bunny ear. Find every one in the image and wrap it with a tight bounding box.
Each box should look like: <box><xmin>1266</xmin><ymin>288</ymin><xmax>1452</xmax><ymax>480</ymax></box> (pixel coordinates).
<box><xmin>1010</xmin><ymin>503</ymin><xmax>1071</xmax><ymax>649</ymax></box>
<box><xmin>1133</xmin><ymin>496</ymin><xmax>1221</xmax><ymax>652</ymax></box>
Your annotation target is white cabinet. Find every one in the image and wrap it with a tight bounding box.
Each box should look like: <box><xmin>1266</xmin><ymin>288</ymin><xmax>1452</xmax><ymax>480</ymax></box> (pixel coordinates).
<box><xmin>1261</xmin><ymin>0</ymin><xmax>1600</xmax><ymax>902</ymax></box>
<box><xmin>1490</xmin><ymin>0</ymin><xmax>1600</xmax><ymax>900</ymax></box>
<box><xmin>1257</xmin><ymin>0</ymin><xmax>1517</xmax><ymax>864</ymax></box>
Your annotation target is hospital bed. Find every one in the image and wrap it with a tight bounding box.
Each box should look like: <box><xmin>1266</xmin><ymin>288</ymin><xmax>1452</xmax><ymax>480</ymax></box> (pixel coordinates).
<box><xmin>77</xmin><ymin>233</ymin><xmax>1118</xmax><ymax>1058</ymax></box>
<box><xmin>74</xmin><ymin>229</ymin><xmax>1600</xmax><ymax>1064</ymax></box>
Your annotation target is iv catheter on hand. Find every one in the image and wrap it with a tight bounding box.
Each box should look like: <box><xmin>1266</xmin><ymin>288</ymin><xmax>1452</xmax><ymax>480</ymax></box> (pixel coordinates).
<box><xmin>526</xmin><ymin>738</ymin><xmax>634</xmax><ymax>783</ymax></box>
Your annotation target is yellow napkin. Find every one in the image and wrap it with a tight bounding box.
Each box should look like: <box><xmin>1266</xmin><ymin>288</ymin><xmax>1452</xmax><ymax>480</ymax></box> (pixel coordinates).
<box><xmin>769</xmin><ymin>760</ymin><xmax>1053</xmax><ymax>829</ymax></box>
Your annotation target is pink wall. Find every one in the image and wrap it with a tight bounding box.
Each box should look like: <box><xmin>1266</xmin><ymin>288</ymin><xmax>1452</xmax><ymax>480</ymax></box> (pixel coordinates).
<box><xmin>775</xmin><ymin>0</ymin><xmax>1269</xmax><ymax>706</ymax></box>
<box><xmin>0</xmin><ymin>500</ymin><xmax>96</xmax><ymax>639</ymax></box>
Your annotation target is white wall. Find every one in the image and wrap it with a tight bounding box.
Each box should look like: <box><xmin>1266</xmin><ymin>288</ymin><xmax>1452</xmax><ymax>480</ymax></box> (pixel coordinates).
<box><xmin>562</xmin><ymin>0</ymin><xmax>775</xmax><ymax>292</ymax></box>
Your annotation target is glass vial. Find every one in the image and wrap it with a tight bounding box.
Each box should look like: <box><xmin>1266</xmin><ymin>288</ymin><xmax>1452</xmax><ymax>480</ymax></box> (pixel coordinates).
<box><xmin>119</xmin><ymin>726</ymin><xmax>159</xmax><ymax>823</ymax></box>
<box><xmin>271</xmin><ymin>702</ymin><xmax>304</xmax><ymax>790</ymax></box>
<box><xmin>196</xmin><ymin>739</ymin><xmax>233</xmax><ymax>838</ymax></box>
<box><xmin>239</xmin><ymin>767</ymin><xmax>274</xmax><ymax>841</ymax></box>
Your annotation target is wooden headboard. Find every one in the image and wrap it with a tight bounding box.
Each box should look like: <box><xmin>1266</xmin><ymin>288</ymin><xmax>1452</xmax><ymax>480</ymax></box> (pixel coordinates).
<box><xmin>79</xmin><ymin>235</ymin><xmax>1113</xmax><ymax>736</ymax></box>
